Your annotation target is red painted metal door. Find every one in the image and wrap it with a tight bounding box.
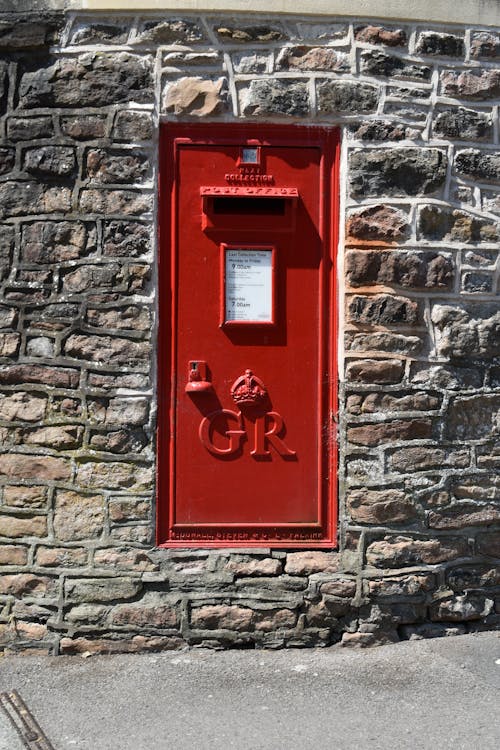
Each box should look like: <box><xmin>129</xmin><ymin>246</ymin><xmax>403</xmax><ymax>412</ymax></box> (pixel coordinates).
<box><xmin>158</xmin><ymin>124</ymin><xmax>339</xmax><ymax>547</ymax></box>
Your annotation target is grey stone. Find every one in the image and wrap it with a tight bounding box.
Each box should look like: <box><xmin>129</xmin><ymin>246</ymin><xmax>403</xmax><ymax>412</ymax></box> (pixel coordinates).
<box><xmin>22</xmin><ymin>221</ymin><xmax>95</xmax><ymax>263</ymax></box>
<box><xmin>418</xmin><ymin>206</ymin><xmax>499</xmax><ymax>243</ymax></box>
<box><xmin>0</xmin><ymin>182</ymin><xmax>71</xmax><ymax>219</ymax></box>
<box><xmin>113</xmin><ymin>111</ymin><xmax>153</xmax><ymax>141</ymax></box>
<box><xmin>60</xmin><ymin>114</ymin><xmax>107</xmax><ymax>140</ymax></box>
<box><xmin>410</xmin><ymin>363</ymin><xmax>483</xmax><ymax>389</ymax></box>
<box><xmin>455</xmin><ymin>149</ymin><xmax>500</xmax><ymax>184</ymax></box>
<box><xmin>85</xmin><ymin>149</ymin><xmax>150</xmax><ymax>184</ymax></box>
<box><xmin>136</xmin><ymin>19</ymin><xmax>206</xmax><ymax>44</ymax></box>
<box><xmin>0</xmin><ymin>18</ymin><xmax>62</xmax><ymax>49</ymax></box>
<box><xmin>103</xmin><ymin>221</ymin><xmax>150</xmax><ymax>257</ymax></box>
<box><xmin>317</xmin><ymin>80</ymin><xmax>379</xmax><ymax>114</ymax></box>
<box><xmin>231</xmin><ymin>51</ymin><xmax>271</xmax><ymax>74</ymax></box>
<box><xmin>69</xmin><ymin>22</ymin><xmax>130</xmax><ymax>45</ymax></box>
<box><xmin>415</xmin><ymin>32</ymin><xmax>464</xmax><ymax>57</ymax></box>
<box><xmin>446</xmin><ymin>394</ymin><xmax>500</xmax><ymax>440</ymax></box>
<box><xmin>19</xmin><ymin>54</ymin><xmax>153</xmax><ymax>108</ymax></box>
<box><xmin>432</xmin><ymin>304</ymin><xmax>500</xmax><ymax>359</ymax></box>
<box><xmin>7</xmin><ymin>116</ymin><xmax>54</xmax><ymax>140</ymax></box>
<box><xmin>461</xmin><ymin>272</ymin><xmax>494</xmax><ymax>293</ymax></box>
<box><xmin>349</xmin><ymin>148</ymin><xmax>447</xmax><ymax>197</ymax></box>
<box><xmin>471</xmin><ymin>31</ymin><xmax>500</xmax><ymax>60</ymax></box>
<box><xmin>346</xmin><ymin>250</ymin><xmax>452</xmax><ymax>289</ymax></box>
<box><xmin>0</xmin><ymin>148</ymin><xmax>15</xmax><ymax>176</ymax></box>
<box><xmin>348</xmin><ymin>294</ymin><xmax>420</xmax><ymax>326</ymax></box>
<box><xmin>360</xmin><ymin>51</ymin><xmax>431</xmax><ymax>81</ymax></box>
<box><xmin>433</xmin><ymin>108</ymin><xmax>493</xmax><ymax>141</ymax></box>
<box><xmin>215</xmin><ymin>23</ymin><xmax>286</xmax><ymax>43</ymax></box>
<box><xmin>350</xmin><ymin>121</ymin><xmax>414</xmax><ymax>141</ymax></box>
<box><xmin>23</xmin><ymin>146</ymin><xmax>76</xmax><ymax>177</ymax></box>
<box><xmin>441</xmin><ymin>70</ymin><xmax>500</xmax><ymax>100</ymax></box>
<box><xmin>241</xmin><ymin>79</ymin><xmax>309</xmax><ymax>117</ymax></box>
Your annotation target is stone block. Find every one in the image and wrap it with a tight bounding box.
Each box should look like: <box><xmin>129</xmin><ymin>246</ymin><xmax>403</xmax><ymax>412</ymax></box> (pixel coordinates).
<box><xmin>349</xmin><ymin>148</ymin><xmax>447</xmax><ymax>197</ymax></box>
<box><xmin>214</xmin><ymin>23</ymin><xmax>285</xmax><ymax>43</ymax></box>
<box><xmin>94</xmin><ymin>548</ymin><xmax>156</xmax><ymax>571</ymax></box>
<box><xmin>355</xmin><ymin>25</ymin><xmax>407</xmax><ymax>46</ymax></box>
<box><xmin>65</xmin><ymin>577</ymin><xmax>142</xmax><ymax>603</ymax></box>
<box><xmin>53</xmin><ymin>490</ymin><xmax>104</xmax><ymax>542</ymax></box>
<box><xmin>76</xmin><ymin>461</ymin><xmax>152</xmax><ymax>491</ymax></box>
<box><xmin>367</xmin><ymin>573</ymin><xmax>434</xmax><ymax>597</ymax></box>
<box><xmin>113</xmin><ymin>111</ymin><xmax>153</xmax><ymax>141</ymax></box>
<box><xmin>60</xmin><ymin>635</ymin><xmax>184</xmax><ymax>654</ymax></box>
<box><xmin>401</xmin><ymin>622</ymin><xmax>466</xmax><ymax>639</ymax></box>
<box><xmin>346</xmin><ymin>332</ymin><xmax>422</xmax><ymax>355</ymax></box>
<box><xmin>85</xmin><ymin>149</ymin><xmax>150</xmax><ymax>184</ymax></box>
<box><xmin>276</xmin><ymin>46</ymin><xmax>349</xmax><ymax>72</ymax></box>
<box><xmin>164</xmin><ymin>77</ymin><xmax>227</xmax><ymax>117</ymax></box>
<box><xmin>231</xmin><ymin>51</ymin><xmax>271</xmax><ymax>74</ymax></box>
<box><xmin>455</xmin><ymin>149</ymin><xmax>500</xmax><ymax>183</ymax></box>
<box><xmin>346</xmin><ymin>250</ymin><xmax>452</xmax><ymax>289</ymax></box>
<box><xmin>446</xmin><ymin>565</ymin><xmax>500</xmax><ymax>590</ymax></box>
<box><xmin>360</xmin><ymin>51</ymin><xmax>431</xmax><ymax>80</ymax></box>
<box><xmin>285</xmin><ymin>551</ymin><xmax>338</xmax><ymax>575</ymax></box>
<box><xmin>79</xmin><ymin>189</ymin><xmax>152</xmax><ymax>216</ymax></box>
<box><xmin>0</xmin><ymin>545</ymin><xmax>28</xmax><ymax>566</ymax></box>
<box><xmin>60</xmin><ymin>114</ymin><xmax>107</xmax><ymax>140</ymax></box>
<box><xmin>62</xmin><ymin>264</ymin><xmax>122</xmax><ymax>294</ymax></box>
<box><xmin>430</xmin><ymin>593</ymin><xmax>493</xmax><ymax>621</ymax></box>
<box><xmin>24</xmin><ymin>425</ymin><xmax>82</xmax><ymax>450</ymax></box>
<box><xmin>350</xmin><ymin>121</ymin><xmax>415</xmax><ymax>141</ymax></box>
<box><xmin>476</xmin><ymin>532</ymin><xmax>500</xmax><ymax>557</ymax></box>
<box><xmin>428</xmin><ymin>504</ymin><xmax>500</xmax><ymax>529</ymax></box>
<box><xmin>347</xmin><ymin>391</ymin><xmax>440</xmax><ymax>415</ymax></box>
<box><xmin>348</xmin><ymin>419</ymin><xmax>431</xmax><ymax>447</ymax></box>
<box><xmin>7</xmin><ymin>116</ymin><xmax>54</xmax><ymax>140</ymax></box>
<box><xmin>225</xmin><ymin>557</ymin><xmax>282</xmax><ymax>577</ymax></box>
<box><xmin>348</xmin><ymin>488</ymin><xmax>417</xmax><ymax>524</ymax></box>
<box><xmin>415</xmin><ymin>32</ymin><xmax>464</xmax><ymax>57</ymax></box>
<box><xmin>432</xmin><ymin>107</ymin><xmax>492</xmax><ymax>140</ymax></box>
<box><xmin>446</xmin><ymin>394</ymin><xmax>499</xmax><ymax>440</ymax></box>
<box><xmin>441</xmin><ymin>69</ymin><xmax>500</xmax><ymax>100</ymax></box>
<box><xmin>190</xmin><ymin>605</ymin><xmax>254</xmax><ymax>631</ymax></box>
<box><xmin>431</xmin><ymin>304</ymin><xmax>500</xmax><ymax>359</ymax></box>
<box><xmin>348</xmin><ymin>294</ymin><xmax>420</xmax><ymax>326</ymax></box>
<box><xmin>110</xmin><ymin>602</ymin><xmax>178</xmax><ymax>628</ymax></box>
<box><xmin>0</xmin><ymin>332</ymin><xmax>20</xmax><ymax>357</ymax></box>
<box><xmin>23</xmin><ymin>147</ymin><xmax>76</xmax><ymax>178</ymax></box>
<box><xmin>317</xmin><ymin>80</ymin><xmax>379</xmax><ymax>114</ymax></box>
<box><xmin>0</xmin><ymin>182</ymin><xmax>71</xmax><ymax>219</ymax></box>
<box><xmin>388</xmin><ymin>447</ymin><xmax>470</xmax><ymax>473</ymax></box>
<box><xmin>86</xmin><ymin>307</ymin><xmax>151</xmax><ymax>332</ymax></box>
<box><xmin>366</xmin><ymin>535</ymin><xmax>468</xmax><ymax>567</ymax></box>
<box><xmin>36</xmin><ymin>546</ymin><xmax>87</xmax><ymax>568</ymax></box>
<box><xmin>0</xmin><ymin>148</ymin><xmax>15</xmax><ymax>176</ymax></box>
<box><xmin>461</xmin><ymin>271</ymin><xmax>493</xmax><ymax>293</ymax></box>
<box><xmin>0</xmin><ymin>392</ymin><xmax>46</xmax><ymax>422</ymax></box>
<box><xmin>0</xmin><ymin>364</ymin><xmax>79</xmax><ymax>388</ymax></box>
<box><xmin>0</xmin><ymin>454</ymin><xmax>70</xmax><ymax>481</ymax></box>
<box><xmin>418</xmin><ymin>205</ymin><xmax>498</xmax><ymax>243</ymax></box>
<box><xmin>240</xmin><ymin>79</ymin><xmax>309</xmax><ymax>117</ymax></box>
<box><xmin>69</xmin><ymin>22</ymin><xmax>130</xmax><ymax>45</ymax></box>
<box><xmin>19</xmin><ymin>54</ymin><xmax>153</xmax><ymax>108</ymax></box>
<box><xmin>254</xmin><ymin>609</ymin><xmax>297</xmax><ymax>631</ymax></box>
<box><xmin>103</xmin><ymin>221</ymin><xmax>150</xmax><ymax>257</ymax></box>
<box><xmin>22</xmin><ymin>221</ymin><xmax>96</xmax><ymax>264</ymax></box>
<box><xmin>346</xmin><ymin>359</ymin><xmax>405</xmax><ymax>385</ymax></box>
<box><xmin>3</xmin><ymin>486</ymin><xmax>47</xmax><ymax>509</ymax></box>
<box><xmin>108</xmin><ymin>499</ymin><xmax>150</xmax><ymax>523</ymax></box>
<box><xmin>0</xmin><ymin>574</ymin><xmax>53</xmax><ymax>596</ymax></box>
<box><xmin>64</xmin><ymin>333</ymin><xmax>149</xmax><ymax>366</ymax></box>
<box><xmin>410</xmin><ymin>363</ymin><xmax>482</xmax><ymax>389</ymax></box>
<box><xmin>89</xmin><ymin>429</ymin><xmax>147</xmax><ymax>454</ymax></box>
<box><xmin>137</xmin><ymin>18</ymin><xmax>206</xmax><ymax>44</ymax></box>
<box><xmin>88</xmin><ymin>397</ymin><xmax>149</xmax><ymax>426</ymax></box>
<box><xmin>346</xmin><ymin>205</ymin><xmax>409</xmax><ymax>243</ymax></box>
<box><xmin>471</xmin><ymin>31</ymin><xmax>500</xmax><ymax>60</ymax></box>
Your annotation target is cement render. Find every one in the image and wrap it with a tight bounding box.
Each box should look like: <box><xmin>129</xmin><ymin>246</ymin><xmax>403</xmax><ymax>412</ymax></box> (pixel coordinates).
<box><xmin>0</xmin><ymin>631</ymin><xmax>499</xmax><ymax>749</ymax></box>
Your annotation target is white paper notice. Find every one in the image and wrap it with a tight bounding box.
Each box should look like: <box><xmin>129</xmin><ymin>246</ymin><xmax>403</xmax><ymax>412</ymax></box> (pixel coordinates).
<box><xmin>225</xmin><ymin>248</ymin><xmax>273</xmax><ymax>322</ymax></box>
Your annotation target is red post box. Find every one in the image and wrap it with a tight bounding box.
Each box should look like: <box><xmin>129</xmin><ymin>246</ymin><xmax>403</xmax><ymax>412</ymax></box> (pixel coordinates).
<box><xmin>158</xmin><ymin>123</ymin><xmax>339</xmax><ymax>547</ymax></box>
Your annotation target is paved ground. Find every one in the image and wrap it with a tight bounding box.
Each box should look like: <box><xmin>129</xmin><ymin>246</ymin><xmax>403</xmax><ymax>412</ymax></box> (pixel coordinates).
<box><xmin>0</xmin><ymin>631</ymin><xmax>499</xmax><ymax>750</ymax></box>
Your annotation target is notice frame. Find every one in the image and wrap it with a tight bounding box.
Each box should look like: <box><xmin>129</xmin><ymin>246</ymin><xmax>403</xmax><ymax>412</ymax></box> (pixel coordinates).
<box><xmin>220</xmin><ymin>243</ymin><xmax>276</xmax><ymax>327</ymax></box>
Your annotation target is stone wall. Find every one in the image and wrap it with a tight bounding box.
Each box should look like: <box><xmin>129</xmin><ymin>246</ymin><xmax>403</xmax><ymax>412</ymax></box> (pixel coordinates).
<box><xmin>0</xmin><ymin>10</ymin><xmax>499</xmax><ymax>654</ymax></box>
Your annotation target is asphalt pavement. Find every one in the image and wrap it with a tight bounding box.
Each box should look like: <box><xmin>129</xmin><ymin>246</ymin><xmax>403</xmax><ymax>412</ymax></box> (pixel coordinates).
<box><xmin>0</xmin><ymin>631</ymin><xmax>499</xmax><ymax>750</ymax></box>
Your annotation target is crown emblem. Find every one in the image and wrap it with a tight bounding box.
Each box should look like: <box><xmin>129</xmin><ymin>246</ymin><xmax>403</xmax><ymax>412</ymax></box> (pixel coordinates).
<box><xmin>231</xmin><ymin>369</ymin><xmax>267</xmax><ymax>408</ymax></box>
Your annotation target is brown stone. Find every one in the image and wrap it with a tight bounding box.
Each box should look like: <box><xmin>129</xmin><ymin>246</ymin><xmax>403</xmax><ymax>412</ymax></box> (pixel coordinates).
<box><xmin>389</xmin><ymin>447</ymin><xmax>470</xmax><ymax>473</ymax></box>
<box><xmin>355</xmin><ymin>25</ymin><xmax>407</xmax><ymax>46</ymax></box>
<box><xmin>54</xmin><ymin>491</ymin><xmax>104</xmax><ymax>542</ymax></box>
<box><xmin>88</xmin><ymin>397</ymin><xmax>149</xmax><ymax>426</ymax></box>
<box><xmin>347</xmin><ymin>294</ymin><xmax>420</xmax><ymax>326</ymax></box>
<box><xmin>163</xmin><ymin>77</ymin><xmax>227</xmax><ymax>116</ymax></box>
<box><xmin>190</xmin><ymin>605</ymin><xmax>254</xmax><ymax>631</ymax></box>
<box><xmin>24</xmin><ymin>426</ymin><xmax>82</xmax><ymax>450</ymax></box>
<box><xmin>62</xmin><ymin>264</ymin><xmax>122</xmax><ymax>293</ymax></box>
<box><xmin>61</xmin><ymin>114</ymin><xmax>107</xmax><ymax>140</ymax></box>
<box><xmin>277</xmin><ymin>46</ymin><xmax>349</xmax><ymax>71</ymax></box>
<box><xmin>0</xmin><ymin>454</ymin><xmax>71</xmax><ymax>481</ymax></box>
<box><xmin>0</xmin><ymin>514</ymin><xmax>47</xmax><ymax>538</ymax></box>
<box><xmin>3</xmin><ymin>485</ymin><xmax>47</xmax><ymax>509</ymax></box>
<box><xmin>320</xmin><ymin>579</ymin><xmax>357</xmax><ymax>597</ymax></box>
<box><xmin>0</xmin><ymin>332</ymin><xmax>20</xmax><ymax>357</ymax></box>
<box><xmin>76</xmin><ymin>462</ymin><xmax>152</xmax><ymax>491</ymax></box>
<box><xmin>0</xmin><ymin>183</ymin><xmax>71</xmax><ymax>219</ymax></box>
<box><xmin>0</xmin><ymin>574</ymin><xmax>52</xmax><ymax>596</ymax></box>
<box><xmin>347</xmin><ymin>392</ymin><xmax>440</xmax><ymax>415</ymax></box>
<box><xmin>285</xmin><ymin>551</ymin><xmax>339</xmax><ymax>575</ymax></box>
<box><xmin>0</xmin><ymin>364</ymin><xmax>79</xmax><ymax>388</ymax></box>
<box><xmin>346</xmin><ymin>205</ymin><xmax>409</xmax><ymax>243</ymax></box>
<box><xmin>0</xmin><ymin>545</ymin><xmax>28</xmax><ymax>565</ymax></box>
<box><xmin>346</xmin><ymin>250</ymin><xmax>452</xmax><ymax>289</ymax></box>
<box><xmin>108</xmin><ymin>499</ymin><xmax>150</xmax><ymax>522</ymax></box>
<box><xmin>441</xmin><ymin>69</ymin><xmax>500</xmax><ymax>100</ymax></box>
<box><xmin>226</xmin><ymin>558</ymin><xmax>282</xmax><ymax>577</ymax></box>
<box><xmin>366</xmin><ymin>536</ymin><xmax>468</xmax><ymax>567</ymax></box>
<box><xmin>86</xmin><ymin>306</ymin><xmax>151</xmax><ymax>331</ymax></box>
<box><xmin>36</xmin><ymin>546</ymin><xmax>87</xmax><ymax>567</ymax></box>
<box><xmin>346</xmin><ymin>332</ymin><xmax>422</xmax><ymax>355</ymax></box>
<box><xmin>60</xmin><ymin>635</ymin><xmax>184</xmax><ymax>654</ymax></box>
<box><xmin>347</xmin><ymin>488</ymin><xmax>418</xmax><ymax>524</ymax></box>
<box><xmin>348</xmin><ymin>419</ymin><xmax>432</xmax><ymax>446</ymax></box>
<box><xmin>254</xmin><ymin>609</ymin><xmax>297</xmax><ymax>631</ymax></box>
<box><xmin>367</xmin><ymin>574</ymin><xmax>434</xmax><ymax>597</ymax></box>
<box><xmin>79</xmin><ymin>189</ymin><xmax>152</xmax><ymax>216</ymax></box>
<box><xmin>0</xmin><ymin>305</ymin><xmax>16</xmax><ymax>328</ymax></box>
<box><xmin>428</xmin><ymin>504</ymin><xmax>500</xmax><ymax>530</ymax></box>
<box><xmin>12</xmin><ymin>621</ymin><xmax>48</xmax><ymax>640</ymax></box>
<box><xmin>111</xmin><ymin>603</ymin><xmax>178</xmax><ymax>628</ymax></box>
<box><xmin>65</xmin><ymin>577</ymin><xmax>142</xmax><ymax>603</ymax></box>
<box><xmin>0</xmin><ymin>393</ymin><xmax>47</xmax><ymax>422</ymax></box>
<box><xmin>94</xmin><ymin>548</ymin><xmax>157</xmax><ymax>571</ymax></box>
<box><xmin>346</xmin><ymin>359</ymin><xmax>405</xmax><ymax>385</ymax></box>
<box><xmin>64</xmin><ymin>334</ymin><xmax>149</xmax><ymax>367</ymax></box>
